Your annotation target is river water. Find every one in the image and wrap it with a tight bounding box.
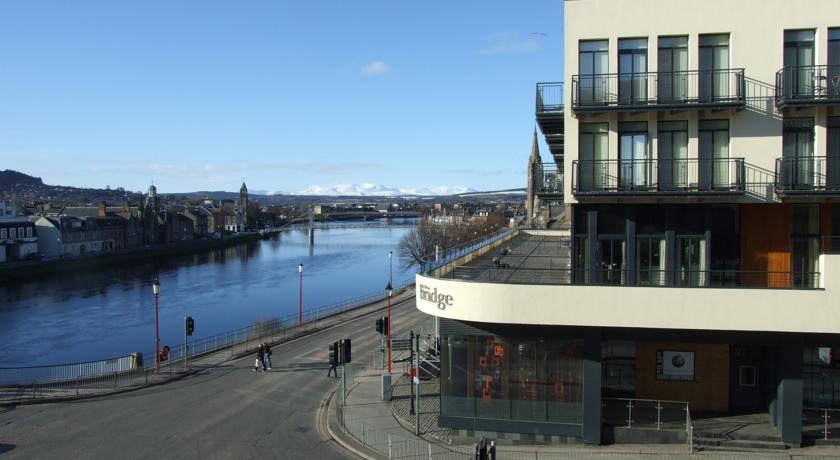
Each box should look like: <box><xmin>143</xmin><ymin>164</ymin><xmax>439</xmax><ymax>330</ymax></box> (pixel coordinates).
<box><xmin>0</xmin><ymin>220</ymin><xmax>417</xmax><ymax>367</ymax></box>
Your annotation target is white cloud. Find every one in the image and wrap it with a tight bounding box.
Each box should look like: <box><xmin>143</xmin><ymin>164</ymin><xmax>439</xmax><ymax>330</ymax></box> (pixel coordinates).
<box><xmin>479</xmin><ymin>31</ymin><xmax>541</xmax><ymax>55</ymax></box>
<box><xmin>297</xmin><ymin>183</ymin><xmax>476</xmax><ymax>197</ymax></box>
<box><xmin>361</xmin><ymin>60</ymin><xmax>391</xmax><ymax>76</ymax></box>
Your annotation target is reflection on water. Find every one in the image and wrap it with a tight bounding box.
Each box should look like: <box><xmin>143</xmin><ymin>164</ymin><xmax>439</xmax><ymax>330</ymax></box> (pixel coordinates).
<box><xmin>0</xmin><ymin>221</ymin><xmax>416</xmax><ymax>367</ymax></box>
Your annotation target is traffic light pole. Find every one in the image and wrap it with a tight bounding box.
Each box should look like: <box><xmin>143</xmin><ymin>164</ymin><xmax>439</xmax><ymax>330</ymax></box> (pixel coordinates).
<box><xmin>387</xmin><ymin>293</ymin><xmax>392</xmax><ymax>374</ymax></box>
<box><xmin>183</xmin><ymin>316</ymin><xmax>188</xmax><ymax>370</ymax></box>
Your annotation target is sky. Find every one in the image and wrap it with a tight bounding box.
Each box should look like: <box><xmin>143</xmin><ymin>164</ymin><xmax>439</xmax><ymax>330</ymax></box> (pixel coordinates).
<box><xmin>0</xmin><ymin>1</ymin><xmax>563</xmax><ymax>195</ymax></box>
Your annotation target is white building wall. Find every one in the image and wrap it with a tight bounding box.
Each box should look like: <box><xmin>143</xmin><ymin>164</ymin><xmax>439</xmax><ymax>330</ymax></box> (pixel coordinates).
<box><xmin>563</xmin><ymin>0</ymin><xmax>840</xmax><ymax>202</ymax></box>
<box><xmin>34</xmin><ymin>218</ymin><xmax>62</xmax><ymax>258</ymax></box>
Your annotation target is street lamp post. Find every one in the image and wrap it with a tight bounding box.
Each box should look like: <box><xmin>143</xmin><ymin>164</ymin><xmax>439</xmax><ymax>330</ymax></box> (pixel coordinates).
<box><xmin>298</xmin><ymin>263</ymin><xmax>304</xmax><ymax>326</ymax></box>
<box><xmin>153</xmin><ymin>279</ymin><xmax>160</xmax><ymax>373</ymax></box>
<box><xmin>388</xmin><ymin>251</ymin><xmax>393</xmax><ymax>287</ymax></box>
<box><xmin>386</xmin><ymin>282</ymin><xmax>393</xmax><ymax>374</ymax></box>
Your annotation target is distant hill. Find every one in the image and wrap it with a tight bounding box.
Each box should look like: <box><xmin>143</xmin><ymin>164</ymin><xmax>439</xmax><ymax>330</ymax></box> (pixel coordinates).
<box><xmin>0</xmin><ymin>170</ymin><xmax>44</xmax><ymax>189</ymax></box>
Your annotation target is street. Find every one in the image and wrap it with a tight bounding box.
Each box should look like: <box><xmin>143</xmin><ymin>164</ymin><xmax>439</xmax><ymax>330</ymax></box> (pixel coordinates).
<box><xmin>0</xmin><ymin>298</ymin><xmax>430</xmax><ymax>459</ymax></box>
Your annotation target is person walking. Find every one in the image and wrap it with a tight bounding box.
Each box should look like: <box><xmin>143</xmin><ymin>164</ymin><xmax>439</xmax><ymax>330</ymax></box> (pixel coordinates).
<box><xmin>254</xmin><ymin>345</ymin><xmax>265</xmax><ymax>372</ymax></box>
<box><xmin>327</xmin><ymin>356</ymin><xmax>338</xmax><ymax>378</ymax></box>
<box><xmin>263</xmin><ymin>342</ymin><xmax>273</xmax><ymax>370</ymax></box>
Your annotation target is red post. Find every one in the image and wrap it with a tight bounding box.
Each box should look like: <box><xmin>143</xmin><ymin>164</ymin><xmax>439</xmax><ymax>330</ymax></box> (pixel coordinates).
<box><xmin>153</xmin><ymin>278</ymin><xmax>160</xmax><ymax>373</ymax></box>
<box><xmin>387</xmin><ymin>290</ymin><xmax>392</xmax><ymax>374</ymax></box>
<box><xmin>298</xmin><ymin>263</ymin><xmax>304</xmax><ymax>325</ymax></box>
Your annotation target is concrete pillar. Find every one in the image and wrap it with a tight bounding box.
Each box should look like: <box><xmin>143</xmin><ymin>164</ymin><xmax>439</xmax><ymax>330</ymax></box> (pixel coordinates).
<box><xmin>582</xmin><ymin>328</ymin><xmax>602</xmax><ymax>444</ymax></box>
<box><xmin>587</xmin><ymin>209</ymin><xmax>598</xmax><ymax>283</ymax></box>
<box><xmin>771</xmin><ymin>338</ymin><xmax>804</xmax><ymax>446</ymax></box>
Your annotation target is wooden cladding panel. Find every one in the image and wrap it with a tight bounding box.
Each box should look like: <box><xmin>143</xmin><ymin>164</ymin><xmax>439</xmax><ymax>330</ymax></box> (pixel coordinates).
<box><xmin>740</xmin><ymin>204</ymin><xmax>791</xmax><ymax>288</ymax></box>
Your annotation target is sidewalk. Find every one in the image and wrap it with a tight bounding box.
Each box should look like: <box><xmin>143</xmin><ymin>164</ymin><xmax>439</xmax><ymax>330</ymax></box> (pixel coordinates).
<box><xmin>328</xmin><ymin>358</ymin><xmax>840</xmax><ymax>460</ymax></box>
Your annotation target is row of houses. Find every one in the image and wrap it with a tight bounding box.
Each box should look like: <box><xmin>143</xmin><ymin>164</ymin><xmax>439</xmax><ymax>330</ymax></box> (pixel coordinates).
<box><xmin>0</xmin><ymin>183</ymin><xmax>250</xmax><ymax>262</ymax></box>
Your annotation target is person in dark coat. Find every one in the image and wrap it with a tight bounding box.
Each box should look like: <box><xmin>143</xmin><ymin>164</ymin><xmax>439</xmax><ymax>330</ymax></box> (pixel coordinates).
<box><xmin>263</xmin><ymin>342</ymin><xmax>273</xmax><ymax>370</ymax></box>
<box><xmin>254</xmin><ymin>345</ymin><xmax>265</xmax><ymax>372</ymax></box>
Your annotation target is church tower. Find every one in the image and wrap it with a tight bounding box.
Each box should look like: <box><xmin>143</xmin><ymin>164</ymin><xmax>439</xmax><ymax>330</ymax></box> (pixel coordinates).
<box><xmin>239</xmin><ymin>181</ymin><xmax>248</xmax><ymax>231</ymax></box>
<box><xmin>526</xmin><ymin>129</ymin><xmax>542</xmax><ymax>224</ymax></box>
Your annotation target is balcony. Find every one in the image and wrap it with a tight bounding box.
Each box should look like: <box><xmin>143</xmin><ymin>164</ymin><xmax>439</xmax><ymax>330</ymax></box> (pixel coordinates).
<box><xmin>535</xmin><ymin>82</ymin><xmax>565</xmax><ymax>163</ymax></box>
<box><xmin>532</xmin><ymin>162</ymin><xmax>563</xmax><ymax>197</ymax></box>
<box><xmin>416</xmin><ymin>231</ymin><xmax>840</xmax><ymax>334</ymax></box>
<box><xmin>775</xmin><ymin>156</ymin><xmax>840</xmax><ymax>196</ymax></box>
<box><xmin>571</xmin><ymin>159</ymin><xmax>745</xmax><ymax>196</ymax></box>
<box><xmin>775</xmin><ymin>66</ymin><xmax>840</xmax><ymax>108</ymax></box>
<box><xmin>571</xmin><ymin>69</ymin><xmax>745</xmax><ymax>113</ymax></box>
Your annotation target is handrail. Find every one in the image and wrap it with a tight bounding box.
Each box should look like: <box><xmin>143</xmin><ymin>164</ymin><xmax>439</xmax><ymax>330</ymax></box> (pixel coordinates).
<box><xmin>572</xmin><ymin>68</ymin><xmax>746</xmax><ymax>110</ymax></box>
<box><xmin>572</xmin><ymin>158</ymin><xmax>747</xmax><ymax>194</ymax></box>
<box><xmin>804</xmin><ymin>407</ymin><xmax>840</xmax><ymax>441</ymax></box>
<box><xmin>535</xmin><ymin>81</ymin><xmax>564</xmax><ymax>113</ymax></box>
<box><xmin>775</xmin><ymin>65</ymin><xmax>840</xmax><ymax>105</ymax></box>
<box><xmin>775</xmin><ymin>155</ymin><xmax>840</xmax><ymax>192</ymax></box>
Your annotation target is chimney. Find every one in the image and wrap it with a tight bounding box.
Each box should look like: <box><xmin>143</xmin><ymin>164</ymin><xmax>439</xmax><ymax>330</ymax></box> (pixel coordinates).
<box><xmin>98</xmin><ymin>201</ymin><xmax>107</xmax><ymax>218</ymax></box>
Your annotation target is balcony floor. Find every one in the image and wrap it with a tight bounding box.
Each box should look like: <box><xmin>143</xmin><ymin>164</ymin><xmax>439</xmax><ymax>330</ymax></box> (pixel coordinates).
<box><xmin>449</xmin><ymin>233</ymin><xmax>571</xmax><ymax>284</ymax></box>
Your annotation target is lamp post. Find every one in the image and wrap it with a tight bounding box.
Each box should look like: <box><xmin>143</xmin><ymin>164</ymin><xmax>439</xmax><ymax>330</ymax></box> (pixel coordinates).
<box><xmin>298</xmin><ymin>263</ymin><xmax>304</xmax><ymax>326</ymax></box>
<box><xmin>388</xmin><ymin>251</ymin><xmax>393</xmax><ymax>287</ymax></box>
<box><xmin>152</xmin><ymin>278</ymin><xmax>160</xmax><ymax>372</ymax></box>
<box><xmin>386</xmin><ymin>282</ymin><xmax>393</xmax><ymax>374</ymax></box>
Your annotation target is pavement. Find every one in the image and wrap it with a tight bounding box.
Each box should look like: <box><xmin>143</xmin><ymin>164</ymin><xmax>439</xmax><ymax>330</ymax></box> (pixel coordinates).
<box><xmin>328</xmin><ymin>347</ymin><xmax>840</xmax><ymax>460</ymax></box>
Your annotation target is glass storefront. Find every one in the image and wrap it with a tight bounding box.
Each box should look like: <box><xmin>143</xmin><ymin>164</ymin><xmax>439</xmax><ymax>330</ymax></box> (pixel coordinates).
<box><xmin>441</xmin><ymin>334</ymin><xmax>584</xmax><ymax>425</ymax></box>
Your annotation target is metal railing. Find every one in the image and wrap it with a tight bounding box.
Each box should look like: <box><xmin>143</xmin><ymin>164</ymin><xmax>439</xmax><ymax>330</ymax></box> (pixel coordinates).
<box><xmin>536</xmin><ymin>82</ymin><xmax>564</xmax><ymax>114</ymax></box>
<box><xmin>803</xmin><ymin>407</ymin><xmax>840</xmax><ymax>441</ymax></box>
<box><xmin>533</xmin><ymin>162</ymin><xmax>564</xmax><ymax>195</ymax></box>
<box><xmin>571</xmin><ymin>69</ymin><xmax>745</xmax><ymax>111</ymax></box>
<box><xmin>572</xmin><ymin>158</ymin><xmax>746</xmax><ymax>194</ymax></box>
<box><xmin>776</xmin><ymin>65</ymin><xmax>840</xmax><ymax>106</ymax></box>
<box><xmin>602</xmin><ymin>398</ymin><xmax>693</xmax><ymax>453</ymax></box>
<box><xmin>0</xmin><ymin>281</ymin><xmax>414</xmax><ymax>403</ymax></box>
<box><xmin>419</xmin><ymin>228</ymin><xmax>515</xmax><ymax>274</ymax></box>
<box><xmin>438</xmin><ymin>267</ymin><xmax>822</xmax><ymax>290</ymax></box>
<box><xmin>775</xmin><ymin>156</ymin><xmax>840</xmax><ymax>193</ymax></box>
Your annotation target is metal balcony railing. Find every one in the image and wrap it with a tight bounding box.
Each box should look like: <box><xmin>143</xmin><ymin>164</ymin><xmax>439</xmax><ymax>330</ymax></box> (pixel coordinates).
<box><xmin>571</xmin><ymin>158</ymin><xmax>745</xmax><ymax>195</ymax></box>
<box><xmin>532</xmin><ymin>163</ymin><xmax>563</xmax><ymax>196</ymax></box>
<box><xmin>775</xmin><ymin>156</ymin><xmax>840</xmax><ymax>194</ymax></box>
<box><xmin>775</xmin><ymin>65</ymin><xmax>840</xmax><ymax>107</ymax></box>
<box><xmin>571</xmin><ymin>69</ymin><xmax>745</xmax><ymax>112</ymax></box>
<box><xmin>535</xmin><ymin>82</ymin><xmax>564</xmax><ymax>114</ymax></box>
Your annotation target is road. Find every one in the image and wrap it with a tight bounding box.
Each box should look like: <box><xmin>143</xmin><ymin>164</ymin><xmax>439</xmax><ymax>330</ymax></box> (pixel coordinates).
<box><xmin>0</xmin><ymin>298</ymin><xmax>432</xmax><ymax>459</ymax></box>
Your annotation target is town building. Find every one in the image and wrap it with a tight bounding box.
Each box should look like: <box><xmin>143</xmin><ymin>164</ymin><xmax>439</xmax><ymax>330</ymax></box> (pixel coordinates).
<box><xmin>35</xmin><ymin>216</ymin><xmax>107</xmax><ymax>257</ymax></box>
<box><xmin>417</xmin><ymin>0</ymin><xmax>840</xmax><ymax>448</ymax></box>
<box><xmin>0</xmin><ymin>220</ymin><xmax>38</xmax><ymax>262</ymax></box>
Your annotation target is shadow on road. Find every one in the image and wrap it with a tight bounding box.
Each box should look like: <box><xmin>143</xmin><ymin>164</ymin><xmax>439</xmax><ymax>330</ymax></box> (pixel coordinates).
<box><xmin>0</xmin><ymin>443</ymin><xmax>16</xmax><ymax>454</ymax></box>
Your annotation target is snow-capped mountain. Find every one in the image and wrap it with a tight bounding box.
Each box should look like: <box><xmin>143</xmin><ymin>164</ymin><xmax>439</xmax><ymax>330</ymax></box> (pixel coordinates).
<box><xmin>296</xmin><ymin>183</ymin><xmax>477</xmax><ymax>197</ymax></box>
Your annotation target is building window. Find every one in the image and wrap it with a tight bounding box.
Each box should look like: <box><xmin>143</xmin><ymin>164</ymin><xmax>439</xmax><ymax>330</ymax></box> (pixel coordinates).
<box><xmin>0</xmin><ymin>228</ymin><xmax>6</xmax><ymax>239</ymax></box>
<box><xmin>578</xmin><ymin>123</ymin><xmax>609</xmax><ymax>192</ymax></box>
<box><xmin>619</xmin><ymin>38</ymin><xmax>648</xmax><ymax>104</ymax></box>
<box><xmin>676</xmin><ymin>236</ymin><xmax>706</xmax><ymax>287</ymax></box>
<box><xmin>699</xmin><ymin>34</ymin><xmax>730</xmax><ymax>101</ymax></box>
<box><xmin>830</xmin><ymin>29</ymin><xmax>840</xmax><ymax>97</ymax></box>
<box><xmin>739</xmin><ymin>365</ymin><xmax>756</xmax><ymax>387</ymax></box>
<box><xmin>658</xmin><ymin>36</ymin><xmax>689</xmax><ymax>102</ymax></box>
<box><xmin>578</xmin><ymin>40</ymin><xmax>608</xmax><ymax>105</ymax></box>
<box><xmin>698</xmin><ymin>119</ymin><xmax>730</xmax><ymax>190</ymax></box>
<box><xmin>637</xmin><ymin>236</ymin><xmax>666</xmax><ymax>286</ymax></box>
<box><xmin>781</xmin><ymin>117</ymin><xmax>816</xmax><ymax>190</ymax></box>
<box><xmin>792</xmin><ymin>204</ymin><xmax>820</xmax><ymax>288</ymax></box>
<box><xmin>784</xmin><ymin>30</ymin><xmax>816</xmax><ymax>98</ymax></box>
<box><xmin>619</xmin><ymin>122</ymin><xmax>650</xmax><ymax>190</ymax></box>
<box><xmin>658</xmin><ymin>121</ymin><xmax>689</xmax><ymax>190</ymax></box>
<box><xmin>26</xmin><ymin>227</ymin><xmax>32</xmax><ymax>238</ymax></box>
<box><xmin>441</xmin><ymin>335</ymin><xmax>583</xmax><ymax>424</ymax></box>
<box><xmin>828</xmin><ymin>117</ymin><xmax>840</xmax><ymax>191</ymax></box>
<box><xmin>9</xmin><ymin>228</ymin><xmax>15</xmax><ymax>239</ymax></box>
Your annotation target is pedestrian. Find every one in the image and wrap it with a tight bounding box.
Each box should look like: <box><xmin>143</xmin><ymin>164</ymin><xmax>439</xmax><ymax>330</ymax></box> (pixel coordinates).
<box><xmin>488</xmin><ymin>440</ymin><xmax>496</xmax><ymax>460</ymax></box>
<box><xmin>263</xmin><ymin>342</ymin><xmax>273</xmax><ymax>370</ymax></box>
<box><xmin>254</xmin><ymin>345</ymin><xmax>265</xmax><ymax>372</ymax></box>
<box><xmin>478</xmin><ymin>437</ymin><xmax>488</xmax><ymax>460</ymax></box>
<box><xmin>327</xmin><ymin>356</ymin><xmax>338</xmax><ymax>378</ymax></box>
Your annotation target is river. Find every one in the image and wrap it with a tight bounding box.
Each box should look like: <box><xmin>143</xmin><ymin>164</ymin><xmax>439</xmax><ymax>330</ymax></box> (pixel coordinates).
<box><xmin>0</xmin><ymin>220</ymin><xmax>417</xmax><ymax>367</ymax></box>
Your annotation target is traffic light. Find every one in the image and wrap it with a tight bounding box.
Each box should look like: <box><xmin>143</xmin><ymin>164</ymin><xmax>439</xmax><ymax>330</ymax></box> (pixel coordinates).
<box><xmin>382</xmin><ymin>317</ymin><xmax>389</xmax><ymax>335</ymax></box>
<box><xmin>329</xmin><ymin>341</ymin><xmax>338</xmax><ymax>366</ymax></box>
<box><xmin>376</xmin><ymin>317</ymin><xmax>385</xmax><ymax>334</ymax></box>
<box><xmin>341</xmin><ymin>338</ymin><xmax>352</xmax><ymax>364</ymax></box>
<box><xmin>185</xmin><ymin>316</ymin><xmax>195</xmax><ymax>336</ymax></box>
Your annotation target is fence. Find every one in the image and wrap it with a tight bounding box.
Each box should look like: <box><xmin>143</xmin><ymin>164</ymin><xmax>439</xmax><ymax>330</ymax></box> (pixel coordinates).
<box><xmin>803</xmin><ymin>407</ymin><xmax>840</xmax><ymax>441</ymax></box>
<box><xmin>0</xmin><ymin>281</ymin><xmax>413</xmax><ymax>404</ymax></box>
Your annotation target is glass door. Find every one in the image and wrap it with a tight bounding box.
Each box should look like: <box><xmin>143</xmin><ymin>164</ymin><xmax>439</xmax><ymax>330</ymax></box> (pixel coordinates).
<box><xmin>579</xmin><ymin>40</ymin><xmax>609</xmax><ymax>105</ymax></box>
<box><xmin>829</xmin><ymin>117</ymin><xmax>840</xmax><ymax>190</ymax></box>
<box><xmin>637</xmin><ymin>236</ymin><xmax>666</xmax><ymax>286</ymax></box>
<box><xmin>784</xmin><ymin>30</ymin><xmax>815</xmax><ymax>99</ymax></box>
<box><xmin>658</xmin><ymin>121</ymin><xmax>689</xmax><ymax>190</ymax></box>
<box><xmin>783</xmin><ymin>118</ymin><xmax>815</xmax><ymax>189</ymax></box>
<box><xmin>579</xmin><ymin>123</ymin><xmax>609</xmax><ymax>192</ymax></box>
<box><xmin>658</xmin><ymin>36</ymin><xmax>688</xmax><ymax>102</ymax></box>
<box><xmin>573</xmin><ymin>236</ymin><xmax>589</xmax><ymax>284</ymax></box>
<box><xmin>676</xmin><ymin>236</ymin><xmax>706</xmax><ymax>287</ymax></box>
<box><xmin>792</xmin><ymin>205</ymin><xmax>819</xmax><ymax>289</ymax></box>
<box><xmin>619</xmin><ymin>122</ymin><xmax>649</xmax><ymax>190</ymax></box>
<box><xmin>699</xmin><ymin>120</ymin><xmax>730</xmax><ymax>190</ymax></box>
<box><xmin>699</xmin><ymin>34</ymin><xmax>729</xmax><ymax>102</ymax></box>
<box><xmin>598</xmin><ymin>238</ymin><xmax>625</xmax><ymax>285</ymax></box>
<box><xmin>829</xmin><ymin>29</ymin><xmax>840</xmax><ymax>98</ymax></box>
<box><xmin>619</xmin><ymin>38</ymin><xmax>648</xmax><ymax>105</ymax></box>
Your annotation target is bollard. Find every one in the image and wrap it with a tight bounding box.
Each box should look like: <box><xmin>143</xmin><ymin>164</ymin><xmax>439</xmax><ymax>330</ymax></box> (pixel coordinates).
<box><xmin>113</xmin><ymin>372</ymin><xmax>117</xmax><ymax>389</ymax></box>
<box><xmin>388</xmin><ymin>434</ymin><xmax>392</xmax><ymax>459</ymax></box>
<box><xmin>32</xmin><ymin>380</ymin><xmax>36</xmax><ymax>399</ymax></box>
<box><xmin>361</xmin><ymin>424</ymin><xmax>365</xmax><ymax>446</ymax></box>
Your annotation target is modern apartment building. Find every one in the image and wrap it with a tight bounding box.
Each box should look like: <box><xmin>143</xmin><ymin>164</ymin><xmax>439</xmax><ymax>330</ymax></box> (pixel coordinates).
<box><xmin>417</xmin><ymin>0</ymin><xmax>840</xmax><ymax>448</ymax></box>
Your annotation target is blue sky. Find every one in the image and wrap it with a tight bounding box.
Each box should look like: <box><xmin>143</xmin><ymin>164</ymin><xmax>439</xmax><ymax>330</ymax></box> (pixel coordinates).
<box><xmin>0</xmin><ymin>1</ymin><xmax>563</xmax><ymax>195</ymax></box>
